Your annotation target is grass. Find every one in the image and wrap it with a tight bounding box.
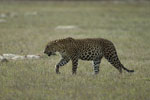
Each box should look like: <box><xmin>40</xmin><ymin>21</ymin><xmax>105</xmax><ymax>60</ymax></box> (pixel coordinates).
<box><xmin>0</xmin><ymin>1</ymin><xmax>150</xmax><ymax>100</ymax></box>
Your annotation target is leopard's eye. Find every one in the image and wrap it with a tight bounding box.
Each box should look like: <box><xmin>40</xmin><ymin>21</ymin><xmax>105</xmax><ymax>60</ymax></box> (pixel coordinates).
<box><xmin>46</xmin><ymin>46</ymin><xmax>49</xmax><ymax>49</ymax></box>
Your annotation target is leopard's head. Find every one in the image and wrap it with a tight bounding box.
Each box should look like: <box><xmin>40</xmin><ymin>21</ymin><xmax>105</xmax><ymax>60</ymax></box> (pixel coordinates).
<box><xmin>44</xmin><ymin>37</ymin><xmax>74</xmax><ymax>56</ymax></box>
<box><xmin>44</xmin><ymin>40</ymin><xmax>59</xmax><ymax>56</ymax></box>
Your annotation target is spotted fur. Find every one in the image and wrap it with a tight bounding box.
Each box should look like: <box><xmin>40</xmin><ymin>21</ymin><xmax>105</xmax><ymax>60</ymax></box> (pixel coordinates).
<box><xmin>44</xmin><ymin>37</ymin><xmax>134</xmax><ymax>74</ymax></box>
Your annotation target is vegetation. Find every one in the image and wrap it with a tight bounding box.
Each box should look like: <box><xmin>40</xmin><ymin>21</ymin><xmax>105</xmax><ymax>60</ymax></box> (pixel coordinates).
<box><xmin>0</xmin><ymin>1</ymin><xmax>150</xmax><ymax>100</ymax></box>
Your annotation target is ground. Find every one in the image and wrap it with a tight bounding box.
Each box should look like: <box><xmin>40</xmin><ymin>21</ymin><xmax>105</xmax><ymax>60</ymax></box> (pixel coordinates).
<box><xmin>0</xmin><ymin>1</ymin><xmax>150</xmax><ymax>100</ymax></box>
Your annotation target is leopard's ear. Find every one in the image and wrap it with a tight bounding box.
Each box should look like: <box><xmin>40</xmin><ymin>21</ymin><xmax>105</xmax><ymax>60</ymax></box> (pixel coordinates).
<box><xmin>66</xmin><ymin>37</ymin><xmax>74</xmax><ymax>41</ymax></box>
<box><xmin>66</xmin><ymin>37</ymin><xmax>73</xmax><ymax>40</ymax></box>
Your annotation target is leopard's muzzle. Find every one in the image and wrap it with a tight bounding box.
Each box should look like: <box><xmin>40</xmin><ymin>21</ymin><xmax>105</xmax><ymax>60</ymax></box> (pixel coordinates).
<box><xmin>48</xmin><ymin>52</ymin><xmax>52</xmax><ymax>56</ymax></box>
<box><xmin>44</xmin><ymin>51</ymin><xmax>56</xmax><ymax>57</ymax></box>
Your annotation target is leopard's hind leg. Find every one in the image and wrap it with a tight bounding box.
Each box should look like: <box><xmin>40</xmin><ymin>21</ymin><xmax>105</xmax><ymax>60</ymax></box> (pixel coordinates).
<box><xmin>103</xmin><ymin>44</ymin><xmax>134</xmax><ymax>73</ymax></box>
<box><xmin>92</xmin><ymin>57</ymin><xmax>103</xmax><ymax>74</ymax></box>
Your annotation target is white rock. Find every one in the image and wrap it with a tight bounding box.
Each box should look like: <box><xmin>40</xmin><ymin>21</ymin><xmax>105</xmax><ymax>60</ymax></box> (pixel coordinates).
<box><xmin>0</xmin><ymin>55</ymin><xmax>9</xmax><ymax>62</ymax></box>
<box><xmin>0</xmin><ymin>13</ymin><xmax>7</xmax><ymax>18</ymax></box>
<box><xmin>2</xmin><ymin>53</ymin><xmax>23</xmax><ymax>59</ymax></box>
<box><xmin>0</xmin><ymin>19</ymin><xmax>6</xmax><ymax>23</ymax></box>
<box><xmin>0</xmin><ymin>55</ymin><xmax>4</xmax><ymax>60</ymax></box>
<box><xmin>55</xmin><ymin>25</ymin><xmax>78</xmax><ymax>30</ymax></box>
<box><xmin>26</xmin><ymin>55</ymin><xmax>40</xmax><ymax>59</ymax></box>
<box><xmin>2</xmin><ymin>54</ymin><xmax>18</xmax><ymax>59</ymax></box>
<box><xmin>12</xmin><ymin>56</ymin><xmax>25</xmax><ymax>60</ymax></box>
<box><xmin>1</xmin><ymin>54</ymin><xmax>41</xmax><ymax>60</ymax></box>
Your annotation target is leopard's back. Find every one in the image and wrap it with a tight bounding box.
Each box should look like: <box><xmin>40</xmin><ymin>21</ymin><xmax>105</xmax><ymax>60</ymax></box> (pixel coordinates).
<box><xmin>73</xmin><ymin>38</ymin><xmax>115</xmax><ymax>61</ymax></box>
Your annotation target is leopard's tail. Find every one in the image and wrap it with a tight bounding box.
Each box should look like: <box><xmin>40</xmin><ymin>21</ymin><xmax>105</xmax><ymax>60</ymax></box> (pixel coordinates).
<box><xmin>121</xmin><ymin>64</ymin><xmax>134</xmax><ymax>72</ymax></box>
<box><xmin>102</xmin><ymin>41</ymin><xmax>134</xmax><ymax>73</ymax></box>
<box><xmin>104</xmin><ymin>51</ymin><xmax>134</xmax><ymax>73</ymax></box>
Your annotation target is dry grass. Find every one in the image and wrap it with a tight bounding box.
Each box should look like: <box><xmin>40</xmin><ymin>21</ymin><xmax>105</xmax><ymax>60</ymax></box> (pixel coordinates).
<box><xmin>0</xmin><ymin>1</ymin><xmax>150</xmax><ymax>100</ymax></box>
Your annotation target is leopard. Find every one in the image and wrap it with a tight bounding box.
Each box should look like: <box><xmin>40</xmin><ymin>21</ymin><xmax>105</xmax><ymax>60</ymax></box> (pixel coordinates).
<box><xmin>44</xmin><ymin>37</ymin><xmax>134</xmax><ymax>74</ymax></box>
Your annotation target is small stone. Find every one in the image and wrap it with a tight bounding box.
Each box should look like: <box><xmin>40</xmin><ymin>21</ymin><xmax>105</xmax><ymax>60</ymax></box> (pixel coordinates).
<box><xmin>0</xmin><ymin>19</ymin><xmax>6</xmax><ymax>23</ymax></box>
<box><xmin>1</xmin><ymin>58</ymin><xmax>9</xmax><ymax>63</ymax></box>
<box><xmin>55</xmin><ymin>25</ymin><xmax>78</xmax><ymax>30</ymax></box>
<box><xmin>26</xmin><ymin>55</ymin><xmax>40</xmax><ymax>59</ymax></box>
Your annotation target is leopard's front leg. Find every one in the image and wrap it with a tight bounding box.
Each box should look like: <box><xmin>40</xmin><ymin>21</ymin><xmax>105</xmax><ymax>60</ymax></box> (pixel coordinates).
<box><xmin>55</xmin><ymin>57</ymin><xmax>70</xmax><ymax>74</ymax></box>
<box><xmin>71</xmin><ymin>58</ymin><xmax>78</xmax><ymax>75</ymax></box>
